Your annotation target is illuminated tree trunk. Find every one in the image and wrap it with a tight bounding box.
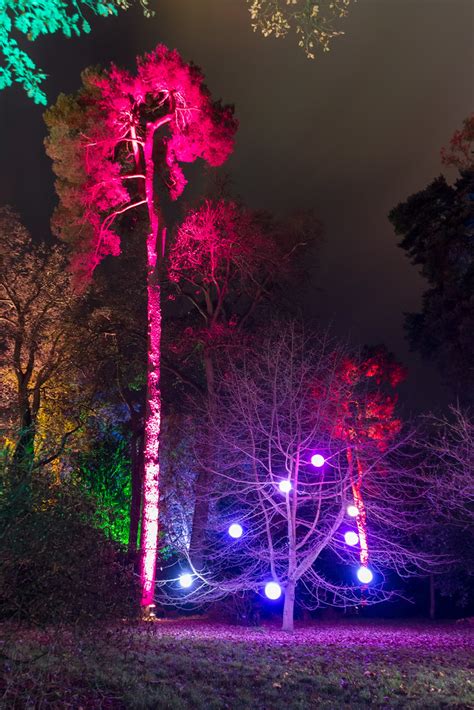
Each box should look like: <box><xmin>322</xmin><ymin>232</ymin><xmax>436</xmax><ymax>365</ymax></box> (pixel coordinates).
<box><xmin>139</xmin><ymin>259</ymin><xmax>161</xmax><ymax>609</ymax></box>
<box><xmin>138</xmin><ymin>122</ymin><xmax>166</xmax><ymax>611</ymax></box>
<box><xmin>282</xmin><ymin>579</ymin><xmax>296</xmax><ymax>632</ymax></box>
<box><xmin>347</xmin><ymin>447</ymin><xmax>369</xmax><ymax>566</ymax></box>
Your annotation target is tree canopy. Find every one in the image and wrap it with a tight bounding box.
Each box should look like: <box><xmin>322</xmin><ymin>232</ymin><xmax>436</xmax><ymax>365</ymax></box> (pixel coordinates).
<box><xmin>0</xmin><ymin>0</ymin><xmax>151</xmax><ymax>105</ymax></box>
<box><xmin>388</xmin><ymin>117</ymin><xmax>474</xmax><ymax>402</ymax></box>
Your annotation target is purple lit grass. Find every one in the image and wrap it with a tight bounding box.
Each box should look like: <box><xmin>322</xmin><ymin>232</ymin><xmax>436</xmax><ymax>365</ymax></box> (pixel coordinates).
<box><xmin>138</xmin><ymin>618</ymin><xmax>474</xmax><ymax>650</ymax></box>
<box><xmin>1</xmin><ymin>620</ymin><xmax>471</xmax><ymax>707</ymax></box>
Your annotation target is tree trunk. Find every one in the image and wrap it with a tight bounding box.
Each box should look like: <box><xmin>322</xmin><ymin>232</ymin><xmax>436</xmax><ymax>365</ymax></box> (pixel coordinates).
<box><xmin>189</xmin><ymin>348</ymin><xmax>215</xmax><ymax>569</ymax></box>
<box><xmin>12</xmin><ymin>397</ymin><xmax>35</xmax><ymax>481</ymax></box>
<box><xmin>189</xmin><ymin>468</ymin><xmax>211</xmax><ymax>570</ymax></box>
<box><xmin>129</xmin><ymin>430</ymin><xmax>143</xmax><ymax>555</ymax></box>
<box><xmin>282</xmin><ymin>580</ymin><xmax>296</xmax><ymax>632</ymax></box>
<box><xmin>139</xmin><ymin>261</ymin><xmax>162</xmax><ymax>610</ymax></box>
<box><xmin>429</xmin><ymin>574</ymin><xmax>436</xmax><ymax>620</ymax></box>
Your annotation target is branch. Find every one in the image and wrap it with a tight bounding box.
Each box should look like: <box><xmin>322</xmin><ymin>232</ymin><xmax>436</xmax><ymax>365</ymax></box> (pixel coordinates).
<box><xmin>33</xmin><ymin>425</ymin><xmax>81</xmax><ymax>469</ymax></box>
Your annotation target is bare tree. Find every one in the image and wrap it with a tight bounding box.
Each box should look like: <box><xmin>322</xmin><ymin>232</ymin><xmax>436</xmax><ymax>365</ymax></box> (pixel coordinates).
<box><xmin>168</xmin><ymin>199</ymin><xmax>318</xmax><ymax>567</ymax></box>
<box><xmin>422</xmin><ymin>407</ymin><xmax>473</xmax><ymax>526</ymax></box>
<box><xmin>420</xmin><ymin>407</ymin><xmax>474</xmax><ymax>616</ymax></box>
<box><xmin>157</xmin><ymin>323</ymin><xmax>437</xmax><ymax>631</ymax></box>
<box><xmin>0</xmin><ymin>207</ymin><xmax>80</xmax><ymax>475</ymax></box>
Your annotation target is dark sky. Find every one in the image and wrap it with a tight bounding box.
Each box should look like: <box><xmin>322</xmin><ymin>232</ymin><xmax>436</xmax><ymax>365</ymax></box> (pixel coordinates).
<box><xmin>1</xmin><ymin>0</ymin><xmax>473</xmax><ymax>411</ymax></box>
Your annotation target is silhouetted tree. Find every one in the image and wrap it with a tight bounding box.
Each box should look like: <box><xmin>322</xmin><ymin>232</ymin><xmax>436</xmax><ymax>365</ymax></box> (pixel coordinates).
<box><xmin>388</xmin><ymin>116</ymin><xmax>474</xmax><ymax>402</ymax></box>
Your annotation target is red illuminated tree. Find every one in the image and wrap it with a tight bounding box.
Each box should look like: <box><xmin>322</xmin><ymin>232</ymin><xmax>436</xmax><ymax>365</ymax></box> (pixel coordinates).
<box><xmin>440</xmin><ymin>114</ymin><xmax>474</xmax><ymax>172</ymax></box>
<box><xmin>44</xmin><ymin>45</ymin><xmax>237</xmax><ymax>612</ymax></box>
<box><xmin>329</xmin><ymin>348</ymin><xmax>406</xmax><ymax>571</ymax></box>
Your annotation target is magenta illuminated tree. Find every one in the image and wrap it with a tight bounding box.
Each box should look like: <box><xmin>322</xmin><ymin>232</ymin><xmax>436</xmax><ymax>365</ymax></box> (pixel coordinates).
<box><xmin>44</xmin><ymin>45</ymin><xmax>237</xmax><ymax>611</ymax></box>
<box><xmin>168</xmin><ymin>199</ymin><xmax>290</xmax><ymax>565</ymax></box>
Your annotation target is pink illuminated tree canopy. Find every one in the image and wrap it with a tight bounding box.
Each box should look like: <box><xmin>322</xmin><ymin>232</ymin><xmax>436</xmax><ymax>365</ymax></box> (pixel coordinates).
<box><xmin>45</xmin><ymin>44</ymin><xmax>237</xmax><ymax>611</ymax></box>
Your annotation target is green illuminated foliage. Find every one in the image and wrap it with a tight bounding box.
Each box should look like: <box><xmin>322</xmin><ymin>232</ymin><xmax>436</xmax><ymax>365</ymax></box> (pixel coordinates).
<box><xmin>76</xmin><ymin>436</ymin><xmax>131</xmax><ymax>546</ymax></box>
<box><xmin>0</xmin><ymin>0</ymin><xmax>151</xmax><ymax>105</ymax></box>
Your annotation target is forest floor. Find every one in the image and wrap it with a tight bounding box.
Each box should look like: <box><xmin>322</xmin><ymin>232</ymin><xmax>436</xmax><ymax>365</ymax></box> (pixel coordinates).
<box><xmin>0</xmin><ymin>619</ymin><xmax>472</xmax><ymax>708</ymax></box>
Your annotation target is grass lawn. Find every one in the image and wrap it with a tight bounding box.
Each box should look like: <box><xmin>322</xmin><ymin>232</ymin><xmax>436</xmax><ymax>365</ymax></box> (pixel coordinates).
<box><xmin>0</xmin><ymin>619</ymin><xmax>472</xmax><ymax>708</ymax></box>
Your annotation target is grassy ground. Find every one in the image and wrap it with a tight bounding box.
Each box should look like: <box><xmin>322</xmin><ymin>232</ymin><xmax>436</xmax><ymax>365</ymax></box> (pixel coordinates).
<box><xmin>0</xmin><ymin>619</ymin><xmax>472</xmax><ymax>708</ymax></box>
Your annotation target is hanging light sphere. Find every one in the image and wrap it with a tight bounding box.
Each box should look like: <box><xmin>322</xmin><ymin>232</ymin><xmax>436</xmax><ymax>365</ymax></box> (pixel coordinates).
<box><xmin>278</xmin><ymin>480</ymin><xmax>292</xmax><ymax>494</ymax></box>
<box><xmin>344</xmin><ymin>530</ymin><xmax>359</xmax><ymax>546</ymax></box>
<box><xmin>310</xmin><ymin>453</ymin><xmax>325</xmax><ymax>468</ymax></box>
<box><xmin>228</xmin><ymin>523</ymin><xmax>243</xmax><ymax>539</ymax></box>
<box><xmin>347</xmin><ymin>504</ymin><xmax>359</xmax><ymax>518</ymax></box>
<box><xmin>356</xmin><ymin>566</ymin><xmax>373</xmax><ymax>584</ymax></box>
<box><xmin>264</xmin><ymin>581</ymin><xmax>282</xmax><ymax>600</ymax></box>
<box><xmin>179</xmin><ymin>573</ymin><xmax>193</xmax><ymax>588</ymax></box>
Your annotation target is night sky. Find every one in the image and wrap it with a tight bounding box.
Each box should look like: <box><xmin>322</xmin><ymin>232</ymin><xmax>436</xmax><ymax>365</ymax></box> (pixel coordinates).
<box><xmin>1</xmin><ymin>0</ymin><xmax>473</xmax><ymax>411</ymax></box>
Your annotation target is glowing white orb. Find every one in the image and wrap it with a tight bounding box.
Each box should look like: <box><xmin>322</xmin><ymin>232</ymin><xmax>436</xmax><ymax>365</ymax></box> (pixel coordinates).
<box><xmin>356</xmin><ymin>566</ymin><xmax>373</xmax><ymax>584</ymax></box>
<box><xmin>228</xmin><ymin>523</ymin><xmax>243</xmax><ymax>539</ymax></box>
<box><xmin>179</xmin><ymin>573</ymin><xmax>193</xmax><ymax>588</ymax></box>
<box><xmin>344</xmin><ymin>531</ymin><xmax>359</xmax><ymax>546</ymax></box>
<box><xmin>278</xmin><ymin>480</ymin><xmax>292</xmax><ymax>494</ymax></box>
<box><xmin>311</xmin><ymin>454</ymin><xmax>325</xmax><ymax>468</ymax></box>
<box><xmin>347</xmin><ymin>504</ymin><xmax>359</xmax><ymax>518</ymax></box>
<box><xmin>264</xmin><ymin>581</ymin><xmax>282</xmax><ymax>600</ymax></box>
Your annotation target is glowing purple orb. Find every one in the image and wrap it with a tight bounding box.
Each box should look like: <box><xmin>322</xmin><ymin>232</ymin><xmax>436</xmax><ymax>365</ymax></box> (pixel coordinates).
<box><xmin>356</xmin><ymin>566</ymin><xmax>373</xmax><ymax>584</ymax></box>
<box><xmin>278</xmin><ymin>480</ymin><xmax>292</xmax><ymax>494</ymax></box>
<box><xmin>344</xmin><ymin>531</ymin><xmax>359</xmax><ymax>546</ymax></box>
<box><xmin>264</xmin><ymin>581</ymin><xmax>282</xmax><ymax>600</ymax></box>
<box><xmin>310</xmin><ymin>453</ymin><xmax>325</xmax><ymax>468</ymax></box>
<box><xmin>228</xmin><ymin>523</ymin><xmax>243</xmax><ymax>539</ymax></box>
<box><xmin>347</xmin><ymin>504</ymin><xmax>359</xmax><ymax>518</ymax></box>
<box><xmin>179</xmin><ymin>573</ymin><xmax>193</xmax><ymax>588</ymax></box>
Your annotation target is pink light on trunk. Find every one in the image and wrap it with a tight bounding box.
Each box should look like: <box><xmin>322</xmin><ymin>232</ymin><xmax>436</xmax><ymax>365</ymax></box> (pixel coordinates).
<box><xmin>138</xmin><ymin>124</ymin><xmax>164</xmax><ymax>609</ymax></box>
<box><xmin>139</xmin><ymin>257</ymin><xmax>162</xmax><ymax>607</ymax></box>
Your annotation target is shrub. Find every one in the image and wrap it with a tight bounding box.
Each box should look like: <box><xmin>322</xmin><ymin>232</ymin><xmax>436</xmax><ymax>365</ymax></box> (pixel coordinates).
<box><xmin>0</xmin><ymin>462</ymin><xmax>138</xmax><ymax>624</ymax></box>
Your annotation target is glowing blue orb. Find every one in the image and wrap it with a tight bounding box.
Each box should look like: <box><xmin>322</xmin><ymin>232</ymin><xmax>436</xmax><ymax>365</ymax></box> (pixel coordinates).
<box><xmin>265</xmin><ymin>581</ymin><xmax>282</xmax><ymax>600</ymax></box>
<box><xmin>344</xmin><ymin>531</ymin><xmax>359</xmax><ymax>546</ymax></box>
<box><xmin>228</xmin><ymin>523</ymin><xmax>243</xmax><ymax>539</ymax></box>
<box><xmin>311</xmin><ymin>453</ymin><xmax>325</xmax><ymax>468</ymax></box>
<box><xmin>347</xmin><ymin>504</ymin><xmax>359</xmax><ymax>518</ymax></box>
<box><xmin>356</xmin><ymin>566</ymin><xmax>373</xmax><ymax>584</ymax></box>
<box><xmin>179</xmin><ymin>573</ymin><xmax>193</xmax><ymax>588</ymax></box>
<box><xmin>278</xmin><ymin>480</ymin><xmax>292</xmax><ymax>494</ymax></box>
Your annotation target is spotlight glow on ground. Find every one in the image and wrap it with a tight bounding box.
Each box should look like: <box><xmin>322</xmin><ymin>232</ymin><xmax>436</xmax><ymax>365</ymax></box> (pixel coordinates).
<box><xmin>344</xmin><ymin>530</ymin><xmax>359</xmax><ymax>546</ymax></box>
<box><xmin>347</xmin><ymin>504</ymin><xmax>359</xmax><ymax>517</ymax></box>
<box><xmin>310</xmin><ymin>453</ymin><xmax>325</xmax><ymax>468</ymax></box>
<box><xmin>278</xmin><ymin>480</ymin><xmax>292</xmax><ymax>493</ymax></box>
<box><xmin>264</xmin><ymin>581</ymin><xmax>282</xmax><ymax>600</ymax></box>
<box><xmin>179</xmin><ymin>573</ymin><xmax>193</xmax><ymax>588</ymax></box>
<box><xmin>228</xmin><ymin>523</ymin><xmax>243</xmax><ymax>539</ymax></box>
<box><xmin>356</xmin><ymin>566</ymin><xmax>373</xmax><ymax>584</ymax></box>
